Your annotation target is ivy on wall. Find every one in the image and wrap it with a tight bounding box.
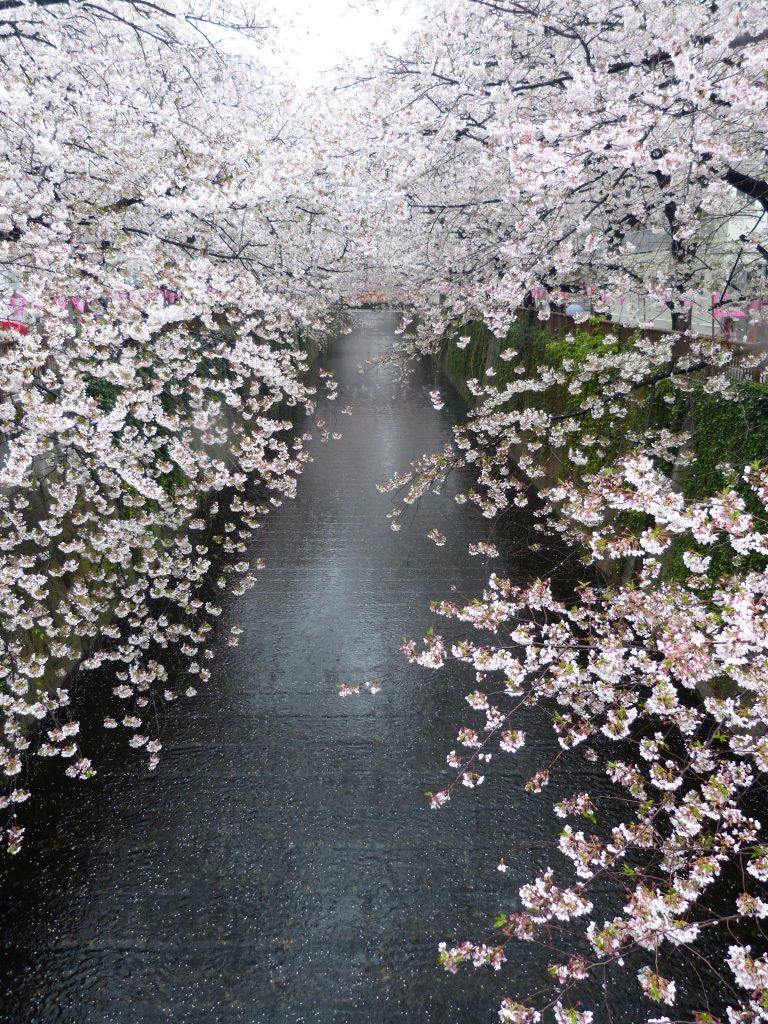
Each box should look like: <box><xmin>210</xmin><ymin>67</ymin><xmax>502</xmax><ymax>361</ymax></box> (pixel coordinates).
<box><xmin>437</xmin><ymin>313</ymin><xmax>768</xmax><ymax>583</ymax></box>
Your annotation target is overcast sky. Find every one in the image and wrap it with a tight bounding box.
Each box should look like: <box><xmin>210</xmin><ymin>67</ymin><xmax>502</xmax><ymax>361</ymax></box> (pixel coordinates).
<box><xmin>274</xmin><ymin>1</ymin><xmax>418</xmax><ymax>82</ymax></box>
<box><xmin>219</xmin><ymin>0</ymin><xmax>420</xmax><ymax>85</ymax></box>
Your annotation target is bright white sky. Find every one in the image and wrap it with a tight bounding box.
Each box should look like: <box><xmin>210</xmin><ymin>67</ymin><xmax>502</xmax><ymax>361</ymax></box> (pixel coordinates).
<box><xmin>223</xmin><ymin>0</ymin><xmax>421</xmax><ymax>85</ymax></box>
<box><xmin>272</xmin><ymin>0</ymin><xmax>419</xmax><ymax>83</ymax></box>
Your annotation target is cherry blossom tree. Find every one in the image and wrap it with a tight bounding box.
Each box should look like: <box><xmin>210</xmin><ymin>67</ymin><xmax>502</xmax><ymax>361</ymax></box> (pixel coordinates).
<box><xmin>346</xmin><ymin>2</ymin><xmax>768</xmax><ymax>1021</ymax></box>
<box><xmin>4</xmin><ymin>0</ymin><xmax>768</xmax><ymax>1020</ymax></box>
<box><xmin>358</xmin><ymin>0</ymin><xmax>768</xmax><ymax>334</ymax></box>
<box><xmin>0</xmin><ymin>0</ymin><xmax>351</xmax><ymax>852</ymax></box>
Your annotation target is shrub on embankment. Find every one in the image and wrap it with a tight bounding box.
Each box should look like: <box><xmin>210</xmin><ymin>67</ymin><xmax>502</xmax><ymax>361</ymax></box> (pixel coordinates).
<box><xmin>435</xmin><ymin>310</ymin><xmax>768</xmax><ymax>584</ymax></box>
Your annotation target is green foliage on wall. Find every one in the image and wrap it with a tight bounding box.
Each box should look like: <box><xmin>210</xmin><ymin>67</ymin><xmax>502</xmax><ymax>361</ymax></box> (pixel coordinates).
<box><xmin>85</xmin><ymin>375</ymin><xmax>121</xmax><ymax>412</ymax></box>
<box><xmin>678</xmin><ymin>383</ymin><xmax>768</xmax><ymax>499</ymax></box>
<box><xmin>658</xmin><ymin>380</ymin><xmax>768</xmax><ymax>581</ymax></box>
<box><xmin>437</xmin><ymin>314</ymin><xmax>768</xmax><ymax>584</ymax></box>
<box><xmin>440</xmin><ymin>321</ymin><xmax>493</xmax><ymax>387</ymax></box>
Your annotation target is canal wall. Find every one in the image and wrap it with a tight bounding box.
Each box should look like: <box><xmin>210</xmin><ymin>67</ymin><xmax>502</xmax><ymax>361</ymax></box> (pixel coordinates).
<box><xmin>434</xmin><ymin>309</ymin><xmax>768</xmax><ymax>584</ymax></box>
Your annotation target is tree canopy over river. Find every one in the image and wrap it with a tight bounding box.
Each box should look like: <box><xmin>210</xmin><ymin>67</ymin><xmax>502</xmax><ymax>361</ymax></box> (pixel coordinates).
<box><xmin>1</xmin><ymin>2</ymin><xmax>768</xmax><ymax>1022</ymax></box>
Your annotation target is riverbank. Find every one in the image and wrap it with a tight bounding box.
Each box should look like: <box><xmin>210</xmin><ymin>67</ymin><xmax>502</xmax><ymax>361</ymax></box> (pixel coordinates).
<box><xmin>433</xmin><ymin>309</ymin><xmax>768</xmax><ymax>584</ymax></box>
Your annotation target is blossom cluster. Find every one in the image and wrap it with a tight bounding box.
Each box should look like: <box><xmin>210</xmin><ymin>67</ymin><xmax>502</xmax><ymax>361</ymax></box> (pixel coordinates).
<box><xmin>0</xmin><ymin>0</ymin><xmax>350</xmax><ymax>853</ymax></box>
<box><xmin>402</xmin><ymin>457</ymin><xmax>768</xmax><ymax>1020</ymax></box>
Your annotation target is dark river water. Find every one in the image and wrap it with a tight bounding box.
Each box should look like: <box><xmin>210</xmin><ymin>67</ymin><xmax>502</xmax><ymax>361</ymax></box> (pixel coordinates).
<box><xmin>0</xmin><ymin>311</ymin><xmax>687</xmax><ymax>1023</ymax></box>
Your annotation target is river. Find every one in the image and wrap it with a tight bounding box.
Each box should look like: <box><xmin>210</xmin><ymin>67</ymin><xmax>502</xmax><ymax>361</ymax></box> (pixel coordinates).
<box><xmin>0</xmin><ymin>311</ymin><xmax>608</xmax><ymax>1023</ymax></box>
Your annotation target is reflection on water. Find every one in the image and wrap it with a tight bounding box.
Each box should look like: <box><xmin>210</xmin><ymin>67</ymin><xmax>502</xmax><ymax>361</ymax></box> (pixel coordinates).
<box><xmin>0</xmin><ymin>311</ymin><xmax>597</xmax><ymax>1023</ymax></box>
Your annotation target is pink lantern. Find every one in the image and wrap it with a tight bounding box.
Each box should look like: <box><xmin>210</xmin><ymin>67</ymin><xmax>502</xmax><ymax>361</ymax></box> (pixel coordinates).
<box><xmin>0</xmin><ymin>319</ymin><xmax>29</xmax><ymax>335</ymax></box>
<box><xmin>714</xmin><ymin>308</ymin><xmax>747</xmax><ymax>319</ymax></box>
